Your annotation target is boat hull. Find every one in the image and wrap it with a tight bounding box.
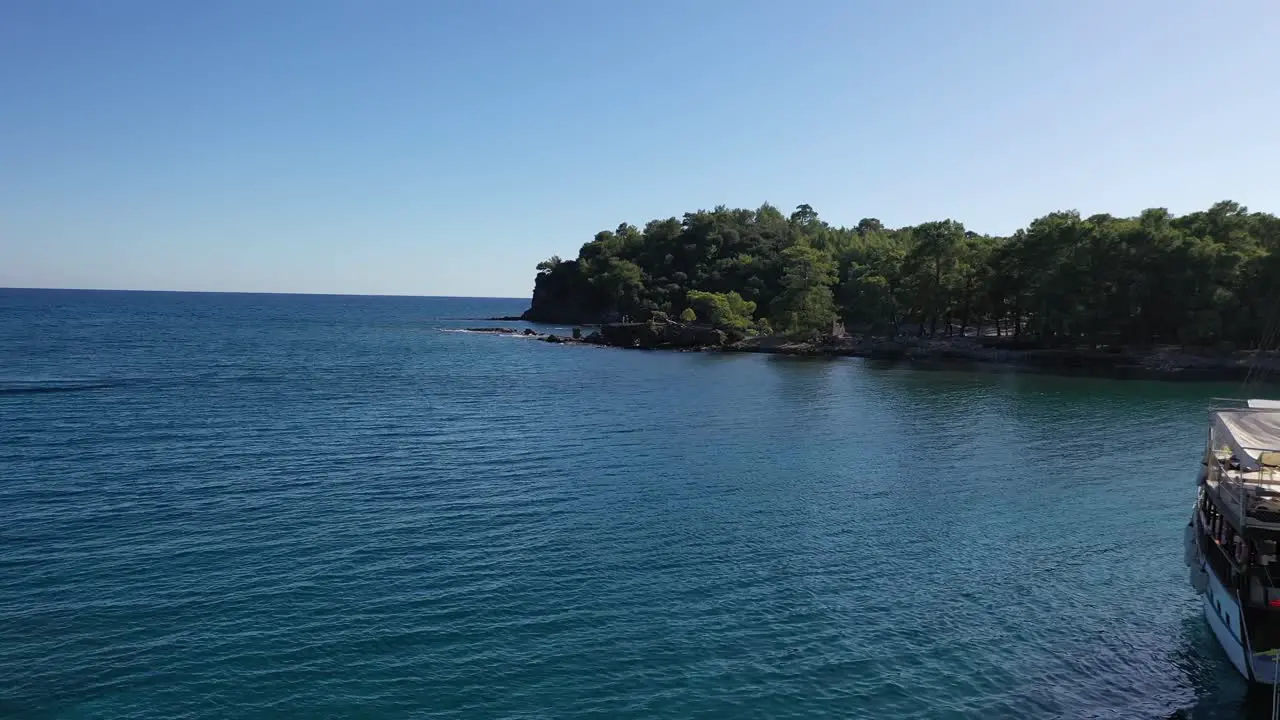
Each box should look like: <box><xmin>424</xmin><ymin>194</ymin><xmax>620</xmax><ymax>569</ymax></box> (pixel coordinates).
<box><xmin>1195</xmin><ymin>538</ymin><xmax>1280</xmax><ymax>684</ymax></box>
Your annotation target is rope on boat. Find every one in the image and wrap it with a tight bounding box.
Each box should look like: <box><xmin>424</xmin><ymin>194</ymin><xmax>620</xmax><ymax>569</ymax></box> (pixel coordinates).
<box><xmin>1263</xmin><ymin>646</ymin><xmax>1280</xmax><ymax>719</ymax></box>
<box><xmin>1246</xmin><ymin>291</ymin><xmax>1280</xmax><ymax>391</ymax></box>
<box><xmin>1256</xmin><ymin>646</ymin><xmax>1280</xmax><ymax>717</ymax></box>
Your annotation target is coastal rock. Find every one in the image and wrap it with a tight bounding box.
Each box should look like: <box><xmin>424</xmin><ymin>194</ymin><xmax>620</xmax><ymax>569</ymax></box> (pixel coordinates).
<box><xmin>600</xmin><ymin>322</ymin><xmax>664</xmax><ymax>348</ymax></box>
<box><xmin>594</xmin><ymin>321</ymin><xmax>738</xmax><ymax>350</ymax></box>
<box><xmin>693</xmin><ymin>328</ymin><xmax>731</xmax><ymax>347</ymax></box>
<box><xmin>479</xmin><ymin>318</ymin><xmax>1271</xmax><ymax>380</ymax></box>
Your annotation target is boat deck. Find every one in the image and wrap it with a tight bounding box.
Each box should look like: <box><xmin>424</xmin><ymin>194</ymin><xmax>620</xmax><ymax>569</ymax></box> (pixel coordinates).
<box><xmin>1206</xmin><ymin>437</ymin><xmax>1280</xmax><ymax>529</ymax></box>
<box><xmin>1207</xmin><ymin>471</ymin><xmax>1280</xmax><ymax>528</ymax></box>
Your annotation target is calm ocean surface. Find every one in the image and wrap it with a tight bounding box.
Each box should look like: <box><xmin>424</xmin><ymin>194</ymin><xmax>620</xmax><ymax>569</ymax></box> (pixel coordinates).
<box><xmin>0</xmin><ymin>288</ymin><xmax>1271</xmax><ymax>719</ymax></box>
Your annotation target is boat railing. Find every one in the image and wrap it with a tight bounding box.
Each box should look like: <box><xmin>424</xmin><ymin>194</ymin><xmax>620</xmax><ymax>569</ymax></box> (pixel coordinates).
<box><xmin>1211</xmin><ymin>398</ymin><xmax>1253</xmax><ymax>408</ymax></box>
<box><xmin>1210</xmin><ymin>398</ymin><xmax>1280</xmax><ymax>410</ymax></box>
<box><xmin>1207</xmin><ymin>454</ymin><xmax>1280</xmax><ymax>530</ymax></box>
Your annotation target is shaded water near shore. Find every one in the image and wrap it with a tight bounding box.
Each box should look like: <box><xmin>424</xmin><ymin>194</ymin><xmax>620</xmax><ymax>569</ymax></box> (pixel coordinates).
<box><xmin>1</xmin><ymin>288</ymin><xmax>1277</xmax><ymax>719</ymax></box>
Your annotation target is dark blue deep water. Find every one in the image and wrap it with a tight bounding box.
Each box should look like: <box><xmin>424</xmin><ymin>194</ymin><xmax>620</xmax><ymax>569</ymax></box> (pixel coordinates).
<box><xmin>0</xmin><ymin>289</ymin><xmax>1271</xmax><ymax>719</ymax></box>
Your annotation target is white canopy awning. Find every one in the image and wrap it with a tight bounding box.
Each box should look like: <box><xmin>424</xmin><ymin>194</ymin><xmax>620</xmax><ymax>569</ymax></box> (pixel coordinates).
<box><xmin>1213</xmin><ymin>409</ymin><xmax>1280</xmax><ymax>470</ymax></box>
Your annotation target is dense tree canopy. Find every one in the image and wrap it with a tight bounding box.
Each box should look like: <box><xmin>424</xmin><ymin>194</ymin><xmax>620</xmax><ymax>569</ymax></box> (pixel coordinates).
<box><xmin>525</xmin><ymin>201</ymin><xmax>1280</xmax><ymax>347</ymax></box>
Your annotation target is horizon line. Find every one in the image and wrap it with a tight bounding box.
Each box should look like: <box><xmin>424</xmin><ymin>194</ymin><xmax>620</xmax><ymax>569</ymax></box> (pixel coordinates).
<box><xmin>0</xmin><ymin>286</ymin><xmax>529</xmax><ymax>301</ymax></box>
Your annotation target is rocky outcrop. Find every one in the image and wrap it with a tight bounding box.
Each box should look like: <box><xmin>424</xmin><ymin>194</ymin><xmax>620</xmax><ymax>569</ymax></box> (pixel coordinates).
<box><xmin>727</xmin><ymin>335</ymin><xmax>1277</xmax><ymax>381</ymax></box>
<box><xmin>465</xmin><ymin>321</ymin><xmax>1278</xmax><ymax>381</ymax></box>
<box><xmin>593</xmin><ymin>321</ymin><xmax>742</xmax><ymax>350</ymax></box>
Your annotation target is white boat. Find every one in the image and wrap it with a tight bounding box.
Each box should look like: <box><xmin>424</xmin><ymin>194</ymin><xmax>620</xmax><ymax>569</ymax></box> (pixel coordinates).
<box><xmin>1186</xmin><ymin>399</ymin><xmax>1280</xmax><ymax>684</ymax></box>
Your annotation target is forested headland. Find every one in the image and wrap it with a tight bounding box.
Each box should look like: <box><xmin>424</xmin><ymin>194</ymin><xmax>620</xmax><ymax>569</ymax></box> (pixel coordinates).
<box><xmin>524</xmin><ymin>201</ymin><xmax>1280</xmax><ymax>351</ymax></box>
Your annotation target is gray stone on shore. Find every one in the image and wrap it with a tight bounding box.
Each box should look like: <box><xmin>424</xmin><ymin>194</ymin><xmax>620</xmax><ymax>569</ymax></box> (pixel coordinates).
<box><xmin>474</xmin><ymin>319</ymin><xmax>1276</xmax><ymax>381</ymax></box>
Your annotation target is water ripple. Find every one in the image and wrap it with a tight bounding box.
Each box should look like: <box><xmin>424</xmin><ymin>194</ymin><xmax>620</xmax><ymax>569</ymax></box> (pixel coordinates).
<box><xmin>0</xmin><ymin>290</ymin><xmax>1259</xmax><ymax>719</ymax></box>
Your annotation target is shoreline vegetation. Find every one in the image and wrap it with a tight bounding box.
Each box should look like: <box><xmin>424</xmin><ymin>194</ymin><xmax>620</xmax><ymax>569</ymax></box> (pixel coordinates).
<box><xmin>467</xmin><ymin>323</ymin><xmax>1280</xmax><ymax>381</ymax></box>
<box><xmin>504</xmin><ymin>201</ymin><xmax>1280</xmax><ymax>381</ymax></box>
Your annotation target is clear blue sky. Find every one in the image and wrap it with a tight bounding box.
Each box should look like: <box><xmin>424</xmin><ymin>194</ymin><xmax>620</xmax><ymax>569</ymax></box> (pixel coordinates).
<box><xmin>2</xmin><ymin>0</ymin><xmax>1277</xmax><ymax>297</ymax></box>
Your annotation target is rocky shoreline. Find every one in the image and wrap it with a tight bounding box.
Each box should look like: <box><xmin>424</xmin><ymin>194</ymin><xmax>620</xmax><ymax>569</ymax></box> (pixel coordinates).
<box><xmin>728</xmin><ymin>336</ymin><xmax>1279</xmax><ymax>382</ymax></box>
<box><xmin>466</xmin><ymin>323</ymin><xmax>1280</xmax><ymax>382</ymax></box>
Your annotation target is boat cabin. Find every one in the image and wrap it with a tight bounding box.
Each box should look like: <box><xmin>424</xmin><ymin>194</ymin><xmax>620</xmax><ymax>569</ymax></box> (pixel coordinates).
<box><xmin>1196</xmin><ymin>401</ymin><xmax>1280</xmax><ymax>653</ymax></box>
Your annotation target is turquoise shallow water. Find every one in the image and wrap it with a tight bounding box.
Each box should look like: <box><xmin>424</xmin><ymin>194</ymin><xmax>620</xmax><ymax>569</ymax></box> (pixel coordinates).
<box><xmin>0</xmin><ymin>289</ymin><xmax>1270</xmax><ymax>719</ymax></box>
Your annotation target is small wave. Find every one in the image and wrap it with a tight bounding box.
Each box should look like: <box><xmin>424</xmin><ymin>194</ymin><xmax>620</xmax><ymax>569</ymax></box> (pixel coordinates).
<box><xmin>439</xmin><ymin>329</ymin><xmax>538</xmax><ymax>338</ymax></box>
<box><xmin>0</xmin><ymin>382</ymin><xmax>119</xmax><ymax>396</ymax></box>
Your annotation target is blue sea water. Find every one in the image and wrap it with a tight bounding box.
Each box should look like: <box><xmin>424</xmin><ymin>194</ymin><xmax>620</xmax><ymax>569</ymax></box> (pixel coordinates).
<box><xmin>0</xmin><ymin>288</ymin><xmax>1270</xmax><ymax>719</ymax></box>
